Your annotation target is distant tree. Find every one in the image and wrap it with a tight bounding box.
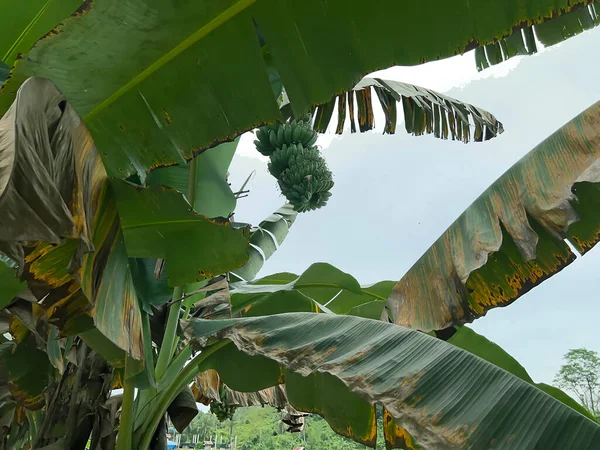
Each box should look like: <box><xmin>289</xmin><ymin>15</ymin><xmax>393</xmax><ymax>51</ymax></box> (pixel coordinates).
<box><xmin>554</xmin><ymin>348</ymin><xmax>600</xmax><ymax>415</ymax></box>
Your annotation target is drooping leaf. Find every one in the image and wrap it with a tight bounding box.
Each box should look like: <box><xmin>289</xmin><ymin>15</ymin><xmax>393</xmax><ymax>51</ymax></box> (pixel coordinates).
<box><xmin>185</xmin><ymin>313</ymin><xmax>600</xmax><ymax>449</ymax></box>
<box><xmin>1</xmin><ymin>1</ymin><xmax>592</xmax><ymax>179</ymax></box>
<box><xmin>0</xmin><ymin>78</ymin><xmax>150</xmax><ymax>372</ymax></box>
<box><xmin>476</xmin><ymin>4</ymin><xmax>599</xmax><ymax>71</ymax></box>
<box><xmin>146</xmin><ymin>138</ymin><xmax>239</xmax><ymax>219</ymax></box>
<box><xmin>166</xmin><ymin>386</ymin><xmax>198</xmax><ymax>433</ymax></box>
<box><xmin>77</xmin><ymin>190</ymin><xmax>145</xmax><ymax>366</ymax></box>
<box><xmin>285</xmin><ymin>370</ymin><xmax>377</xmax><ymax>446</ymax></box>
<box><xmin>308</xmin><ymin>78</ymin><xmax>503</xmax><ymax>142</ymax></box>
<box><xmin>111</xmin><ymin>179</ymin><xmax>250</xmax><ymax>286</ymax></box>
<box><xmin>230</xmin><ymin>203</ymin><xmax>297</xmax><ymax>282</ymax></box>
<box><xmin>0</xmin><ymin>77</ymin><xmax>95</xmax><ymax>268</ymax></box>
<box><xmin>387</xmin><ymin>100</ymin><xmax>600</xmax><ymax>331</ymax></box>
<box><xmin>447</xmin><ymin>326</ymin><xmax>598</xmax><ymax>422</ymax></box>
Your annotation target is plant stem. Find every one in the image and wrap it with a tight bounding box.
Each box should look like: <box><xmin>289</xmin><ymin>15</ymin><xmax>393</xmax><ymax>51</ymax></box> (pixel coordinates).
<box><xmin>116</xmin><ymin>360</ymin><xmax>136</xmax><ymax>450</ymax></box>
<box><xmin>138</xmin><ymin>340</ymin><xmax>230</xmax><ymax>450</ymax></box>
<box><xmin>155</xmin><ymin>286</ymin><xmax>183</xmax><ymax>380</ymax></box>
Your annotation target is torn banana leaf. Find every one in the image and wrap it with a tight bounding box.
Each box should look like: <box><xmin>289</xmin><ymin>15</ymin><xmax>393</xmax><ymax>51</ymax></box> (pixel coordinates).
<box><xmin>309</xmin><ymin>77</ymin><xmax>503</xmax><ymax>142</ymax></box>
<box><xmin>476</xmin><ymin>3</ymin><xmax>599</xmax><ymax>71</ymax></box>
<box><xmin>184</xmin><ymin>313</ymin><xmax>600</xmax><ymax>449</ymax></box>
<box><xmin>387</xmin><ymin>99</ymin><xmax>600</xmax><ymax>332</ymax></box>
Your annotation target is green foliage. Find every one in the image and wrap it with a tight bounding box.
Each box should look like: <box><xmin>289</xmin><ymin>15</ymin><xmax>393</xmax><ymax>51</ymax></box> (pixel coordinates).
<box><xmin>0</xmin><ymin>61</ymin><xmax>8</xmax><ymax>86</ymax></box>
<box><xmin>554</xmin><ymin>348</ymin><xmax>600</xmax><ymax>415</ymax></box>
<box><xmin>448</xmin><ymin>327</ymin><xmax>598</xmax><ymax>422</ymax></box>
<box><xmin>2</xmin><ymin>1</ymin><xmax>600</xmax><ymax>448</ymax></box>
<box><xmin>255</xmin><ymin>119</ymin><xmax>333</xmax><ymax>212</ymax></box>
<box><xmin>183</xmin><ymin>407</ymin><xmax>385</xmax><ymax>450</ymax></box>
<box><xmin>0</xmin><ymin>254</ymin><xmax>24</xmax><ymax>309</ymax></box>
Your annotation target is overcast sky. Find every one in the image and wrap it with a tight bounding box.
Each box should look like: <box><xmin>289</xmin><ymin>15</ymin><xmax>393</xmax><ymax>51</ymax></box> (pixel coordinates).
<box><xmin>228</xmin><ymin>27</ymin><xmax>600</xmax><ymax>386</ymax></box>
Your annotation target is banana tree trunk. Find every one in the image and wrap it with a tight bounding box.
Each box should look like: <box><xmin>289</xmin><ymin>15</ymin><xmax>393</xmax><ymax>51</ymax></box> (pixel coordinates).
<box><xmin>34</xmin><ymin>344</ymin><xmax>115</xmax><ymax>450</ymax></box>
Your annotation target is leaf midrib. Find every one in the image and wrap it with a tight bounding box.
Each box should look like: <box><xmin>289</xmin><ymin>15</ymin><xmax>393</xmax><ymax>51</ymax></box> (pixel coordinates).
<box><xmin>294</xmin><ymin>282</ymin><xmax>388</xmax><ymax>301</ymax></box>
<box><xmin>2</xmin><ymin>0</ymin><xmax>52</xmax><ymax>63</ymax></box>
<box><xmin>84</xmin><ymin>0</ymin><xmax>256</xmax><ymax>120</ymax></box>
<box><xmin>122</xmin><ymin>218</ymin><xmax>214</xmax><ymax>231</ymax></box>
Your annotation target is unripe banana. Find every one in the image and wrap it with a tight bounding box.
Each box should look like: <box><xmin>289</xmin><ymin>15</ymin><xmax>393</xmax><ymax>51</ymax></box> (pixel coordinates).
<box><xmin>269</xmin><ymin>129</ymin><xmax>278</xmax><ymax>149</ymax></box>
<box><xmin>284</xmin><ymin>124</ymin><xmax>292</xmax><ymax>143</ymax></box>
<box><xmin>291</xmin><ymin>122</ymin><xmax>302</xmax><ymax>142</ymax></box>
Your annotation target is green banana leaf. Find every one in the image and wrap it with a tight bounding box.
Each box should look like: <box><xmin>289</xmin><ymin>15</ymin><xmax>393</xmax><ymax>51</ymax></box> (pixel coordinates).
<box><xmin>146</xmin><ymin>138</ymin><xmax>239</xmax><ymax>219</ymax></box>
<box><xmin>0</xmin><ymin>1</ymin><xmax>84</xmax><ymax>66</ymax></box>
<box><xmin>387</xmin><ymin>99</ymin><xmax>600</xmax><ymax>332</ymax></box>
<box><xmin>183</xmin><ymin>313</ymin><xmax>600</xmax><ymax>449</ymax></box>
<box><xmin>0</xmin><ymin>61</ymin><xmax>8</xmax><ymax>86</ymax></box>
<box><xmin>0</xmin><ymin>256</ymin><xmax>24</xmax><ymax>310</ymax></box>
<box><xmin>228</xmin><ymin>265</ymin><xmax>592</xmax><ymax>432</ymax></box>
<box><xmin>230</xmin><ymin>262</ymin><xmax>394</xmax><ymax>317</ymax></box>
<box><xmin>446</xmin><ymin>326</ymin><xmax>597</xmax><ymax>422</ymax></box>
<box><xmin>0</xmin><ymin>0</ymin><xmax>594</xmax><ymax>180</ymax></box>
<box><xmin>310</xmin><ymin>77</ymin><xmax>503</xmax><ymax>142</ymax></box>
<box><xmin>476</xmin><ymin>3</ymin><xmax>599</xmax><ymax>71</ymax></box>
<box><xmin>111</xmin><ymin>179</ymin><xmax>250</xmax><ymax>286</ymax></box>
<box><xmin>230</xmin><ymin>203</ymin><xmax>298</xmax><ymax>282</ymax></box>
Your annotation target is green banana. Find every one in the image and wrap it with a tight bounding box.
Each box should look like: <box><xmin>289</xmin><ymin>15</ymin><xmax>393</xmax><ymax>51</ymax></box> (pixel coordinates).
<box><xmin>255</xmin><ymin>117</ymin><xmax>333</xmax><ymax>212</ymax></box>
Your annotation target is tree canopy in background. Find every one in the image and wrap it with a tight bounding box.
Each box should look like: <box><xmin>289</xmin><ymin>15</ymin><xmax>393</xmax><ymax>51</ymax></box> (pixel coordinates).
<box><xmin>555</xmin><ymin>349</ymin><xmax>600</xmax><ymax>418</ymax></box>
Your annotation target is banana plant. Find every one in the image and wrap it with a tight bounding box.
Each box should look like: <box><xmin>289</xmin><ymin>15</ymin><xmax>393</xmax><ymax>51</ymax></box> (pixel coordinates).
<box><xmin>171</xmin><ymin>102</ymin><xmax>600</xmax><ymax>448</ymax></box>
<box><xmin>2</xmin><ymin>81</ymin><xmax>600</xmax><ymax>448</ymax></box>
<box><xmin>0</xmin><ymin>1</ymin><xmax>600</xmax><ymax>449</ymax></box>
<box><xmin>0</xmin><ymin>71</ymin><xmax>510</xmax><ymax>448</ymax></box>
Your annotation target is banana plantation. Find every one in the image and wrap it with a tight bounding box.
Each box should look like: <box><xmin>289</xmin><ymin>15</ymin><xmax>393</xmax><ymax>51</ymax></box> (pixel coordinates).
<box><xmin>2</xmin><ymin>1</ymin><xmax>600</xmax><ymax>449</ymax></box>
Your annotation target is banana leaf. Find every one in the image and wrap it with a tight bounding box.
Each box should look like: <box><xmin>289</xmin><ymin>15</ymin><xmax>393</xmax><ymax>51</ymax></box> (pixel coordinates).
<box><xmin>0</xmin><ymin>0</ymin><xmax>594</xmax><ymax>180</ymax></box>
<box><xmin>387</xmin><ymin>99</ymin><xmax>600</xmax><ymax>331</ymax></box>
<box><xmin>476</xmin><ymin>3</ymin><xmax>599</xmax><ymax>71</ymax></box>
<box><xmin>309</xmin><ymin>77</ymin><xmax>503</xmax><ymax>142</ymax></box>
<box><xmin>184</xmin><ymin>313</ymin><xmax>600</xmax><ymax>449</ymax></box>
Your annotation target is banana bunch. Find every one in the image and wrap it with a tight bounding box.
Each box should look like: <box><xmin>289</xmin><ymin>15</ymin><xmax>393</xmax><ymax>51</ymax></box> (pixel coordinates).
<box><xmin>210</xmin><ymin>385</ymin><xmax>236</xmax><ymax>422</ymax></box>
<box><xmin>267</xmin><ymin>143</ymin><xmax>321</xmax><ymax>177</ymax></box>
<box><xmin>254</xmin><ymin>118</ymin><xmax>318</xmax><ymax>157</ymax></box>
<box><xmin>279</xmin><ymin>159</ymin><xmax>334</xmax><ymax>212</ymax></box>
<box><xmin>254</xmin><ymin>117</ymin><xmax>334</xmax><ymax>213</ymax></box>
